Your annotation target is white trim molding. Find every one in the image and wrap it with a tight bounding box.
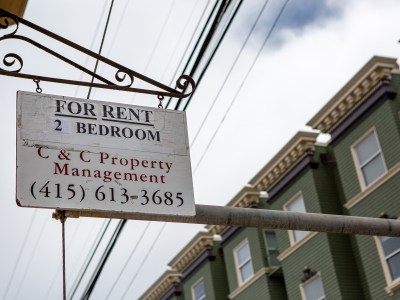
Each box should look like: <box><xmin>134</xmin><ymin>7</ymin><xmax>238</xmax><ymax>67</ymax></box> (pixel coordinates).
<box><xmin>233</xmin><ymin>238</ymin><xmax>254</xmax><ymax>286</ymax></box>
<box><xmin>278</xmin><ymin>232</ymin><xmax>318</xmax><ymax>262</ymax></box>
<box><xmin>350</xmin><ymin>127</ymin><xmax>387</xmax><ymax>191</ymax></box>
<box><xmin>283</xmin><ymin>192</ymin><xmax>310</xmax><ymax>246</ymax></box>
<box><xmin>191</xmin><ymin>277</ymin><xmax>206</xmax><ymax>300</ymax></box>
<box><xmin>299</xmin><ymin>272</ymin><xmax>325</xmax><ymax>300</ymax></box>
<box><xmin>228</xmin><ymin>267</ymin><xmax>270</xmax><ymax>299</ymax></box>
<box><xmin>345</xmin><ymin>162</ymin><xmax>400</xmax><ymax>210</ymax></box>
<box><xmin>374</xmin><ymin>234</ymin><xmax>400</xmax><ymax>296</ymax></box>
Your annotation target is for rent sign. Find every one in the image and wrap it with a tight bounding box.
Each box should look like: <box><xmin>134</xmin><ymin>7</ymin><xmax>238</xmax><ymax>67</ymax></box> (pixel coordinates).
<box><xmin>16</xmin><ymin>91</ymin><xmax>195</xmax><ymax>216</ymax></box>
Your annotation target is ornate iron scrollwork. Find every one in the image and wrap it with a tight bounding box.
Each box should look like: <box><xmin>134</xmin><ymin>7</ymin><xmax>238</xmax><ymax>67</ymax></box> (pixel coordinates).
<box><xmin>0</xmin><ymin>9</ymin><xmax>195</xmax><ymax>99</ymax></box>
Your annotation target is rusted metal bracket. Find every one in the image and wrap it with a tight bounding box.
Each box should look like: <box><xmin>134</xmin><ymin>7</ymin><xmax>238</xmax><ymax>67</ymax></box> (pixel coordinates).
<box><xmin>0</xmin><ymin>9</ymin><xmax>195</xmax><ymax>99</ymax></box>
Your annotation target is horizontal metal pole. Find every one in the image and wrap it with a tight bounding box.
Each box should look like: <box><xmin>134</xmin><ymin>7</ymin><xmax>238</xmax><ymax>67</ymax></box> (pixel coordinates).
<box><xmin>55</xmin><ymin>204</ymin><xmax>400</xmax><ymax>237</ymax></box>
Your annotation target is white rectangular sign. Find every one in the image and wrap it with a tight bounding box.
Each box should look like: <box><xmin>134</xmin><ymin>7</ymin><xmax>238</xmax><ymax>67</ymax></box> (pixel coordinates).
<box><xmin>16</xmin><ymin>91</ymin><xmax>195</xmax><ymax>216</ymax></box>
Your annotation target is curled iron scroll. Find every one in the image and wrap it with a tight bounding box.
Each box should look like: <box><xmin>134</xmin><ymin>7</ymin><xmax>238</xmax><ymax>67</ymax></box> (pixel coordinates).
<box><xmin>0</xmin><ymin>8</ymin><xmax>196</xmax><ymax>100</ymax></box>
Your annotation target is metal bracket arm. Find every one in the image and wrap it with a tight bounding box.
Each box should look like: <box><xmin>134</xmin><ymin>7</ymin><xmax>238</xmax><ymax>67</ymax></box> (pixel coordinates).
<box><xmin>53</xmin><ymin>204</ymin><xmax>400</xmax><ymax>237</ymax></box>
<box><xmin>0</xmin><ymin>9</ymin><xmax>195</xmax><ymax>98</ymax></box>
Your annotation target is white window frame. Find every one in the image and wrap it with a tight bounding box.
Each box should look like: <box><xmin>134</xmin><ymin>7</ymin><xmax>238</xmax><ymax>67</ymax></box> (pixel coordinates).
<box><xmin>284</xmin><ymin>192</ymin><xmax>310</xmax><ymax>245</ymax></box>
<box><xmin>233</xmin><ymin>239</ymin><xmax>254</xmax><ymax>286</ymax></box>
<box><xmin>374</xmin><ymin>235</ymin><xmax>400</xmax><ymax>294</ymax></box>
<box><xmin>191</xmin><ymin>277</ymin><xmax>206</xmax><ymax>300</ymax></box>
<box><xmin>351</xmin><ymin>127</ymin><xmax>387</xmax><ymax>190</ymax></box>
<box><xmin>299</xmin><ymin>273</ymin><xmax>325</xmax><ymax>300</ymax></box>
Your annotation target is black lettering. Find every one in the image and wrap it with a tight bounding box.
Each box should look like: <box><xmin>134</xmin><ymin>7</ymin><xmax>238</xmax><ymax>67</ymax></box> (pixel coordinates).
<box><xmin>99</xmin><ymin>124</ymin><xmax>109</xmax><ymax>136</ymax></box>
<box><xmin>84</xmin><ymin>103</ymin><xmax>96</xmax><ymax>116</ymax></box>
<box><xmin>88</xmin><ymin>123</ymin><xmax>97</xmax><ymax>135</ymax></box>
<box><xmin>56</xmin><ymin>100</ymin><xmax>66</xmax><ymax>113</ymax></box>
<box><xmin>141</xmin><ymin>110</ymin><xmax>153</xmax><ymax>123</ymax></box>
<box><xmin>103</xmin><ymin>105</ymin><xmax>114</xmax><ymax>118</ymax></box>
<box><xmin>68</xmin><ymin>101</ymin><xmax>82</xmax><ymax>115</ymax></box>
<box><xmin>116</xmin><ymin>106</ymin><xmax>127</xmax><ymax>119</ymax></box>
<box><xmin>77</xmin><ymin>122</ymin><xmax>86</xmax><ymax>133</ymax></box>
<box><xmin>127</xmin><ymin>108</ymin><xmax>140</xmax><ymax>121</ymax></box>
<box><xmin>147</xmin><ymin>130</ymin><xmax>160</xmax><ymax>141</ymax></box>
<box><xmin>111</xmin><ymin>126</ymin><xmax>121</xmax><ymax>137</ymax></box>
<box><xmin>122</xmin><ymin>127</ymin><xmax>133</xmax><ymax>138</ymax></box>
<box><xmin>135</xmin><ymin>129</ymin><xmax>146</xmax><ymax>140</ymax></box>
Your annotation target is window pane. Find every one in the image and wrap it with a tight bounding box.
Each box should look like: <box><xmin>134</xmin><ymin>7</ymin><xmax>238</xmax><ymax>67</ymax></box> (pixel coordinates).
<box><xmin>304</xmin><ymin>277</ymin><xmax>325</xmax><ymax>300</ymax></box>
<box><xmin>293</xmin><ymin>230</ymin><xmax>309</xmax><ymax>242</ymax></box>
<box><xmin>237</xmin><ymin>243</ymin><xmax>251</xmax><ymax>265</ymax></box>
<box><xmin>287</xmin><ymin>195</ymin><xmax>306</xmax><ymax>213</ymax></box>
<box><xmin>387</xmin><ymin>252</ymin><xmax>400</xmax><ymax>281</ymax></box>
<box><xmin>240</xmin><ymin>260</ymin><xmax>254</xmax><ymax>282</ymax></box>
<box><xmin>265</xmin><ymin>232</ymin><xmax>280</xmax><ymax>266</ymax></box>
<box><xmin>265</xmin><ymin>232</ymin><xmax>278</xmax><ymax>249</ymax></box>
<box><xmin>193</xmin><ymin>280</ymin><xmax>206</xmax><ymax>300</ymax></box>
<box><xmin>362</xmin><ymin>154</ymin><xmax>386</xmax><ymax>185</ymax></box>
<box><xmin>355</xmin><ymin>132</ymin><xmax>379</xmax><ymax>165</ymax></box>
<box><xmin>268</xmin><ymin>249</ymin><xmax>280</xmax><ymax>266</ymax></box>
<box><xmin>380</xmin><ymin>236</ymin><xmax>400</xmax><ymax>257</ymax></box>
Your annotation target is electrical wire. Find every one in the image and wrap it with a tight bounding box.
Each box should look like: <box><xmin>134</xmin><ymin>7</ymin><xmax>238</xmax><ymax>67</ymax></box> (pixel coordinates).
<box><xmin>164</xmin><ymin>0</ymin><xmax>214</xmax><ymax>109</ymax></box>
<box><xmin>81</xmin><ymin>220</ymin><xmax>127</xmax><ymax>300</ymax></box>
<box><xmin>44</xmin><ymin>218</ymin><xmax>86</xmax><ymax>300</ymax></box>
<box><xmin>68</xmin><ymin>219</ymin><xmax>112</xmax><ymax>300</ymax></box>
<box><xmin>2</xmin><ymin>210</ymin><xmax>37</xmax><ymax>300</ymax></box>
<box><xmin>181</xmin><ymin>0</ymin><xmax>243</xmax><ymax>111</ymax></box>
<box><xmin>72</xmin><ymin>1</ymin><xmax>239</xmax><ymax>298</ymax></box>
<box><xmin>13</xmin><ymin>216</ymin><xmax>49</xmax><ymax>300</ymax></box>
<box><xmin>173</xmin><ymin>0</ymin><xmax>233</xmax><ymax>110</ymax></box>
<box><xmin>189</xmin><ymin>0</ymin><xmax>269</xmax><ymax>149</ymax></box>
<box><xmin>74</xmin><ymin>0</ymin><xmax>110</xmax><ymax>98</ymax></box>
<box><xmin>165</xmin><ymin>0</ymin><xmax>218</xmax><ymax>108</ymax></box>
<box><xmin>87</xmin><ymin>0</ymin><xmax>116</xmax><ymax>99</ymax></box>
<box><xmin>104</xmin><ymin>222</ymin><xmax>151</xmax><ymax>299</ymax></box>
<box><xmin>130</xmin><ymin>0</ymin><xmax>177</xmax><ymax>105</ymax></box>
<box><xmin>193</xmin><ymin>0</ymin><xmax>290</xmax><ymax>174</ymax></box>
<box><xmin>121</xmin><ymin>222</ymin><xmax>168</xmax><ymax>299</ymax></box>
<box><xmin>159</xmin><ymin>0</ymin><xmax>202</xmax><ymax>84</ymax></box>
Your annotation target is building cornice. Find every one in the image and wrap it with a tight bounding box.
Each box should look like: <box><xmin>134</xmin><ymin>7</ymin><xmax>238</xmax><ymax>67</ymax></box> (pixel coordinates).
<box><xmin>250</xmin><ymin>131</ymin><xmax>319</xmax><ymax>192</ymax></box>
<box><xmin>139</xmin><ymin>270</ymin><xmax>181</xmax><ymax>300</ymax></box>
<box><xmin>307</xmin><ymin>56</ymin><xmax>398</xmax><ymax>133</ymax></box>
<box><xmin>168</xmin><ymin>231</ymin><xmax>214</xmax><ymax>273</ymax></box>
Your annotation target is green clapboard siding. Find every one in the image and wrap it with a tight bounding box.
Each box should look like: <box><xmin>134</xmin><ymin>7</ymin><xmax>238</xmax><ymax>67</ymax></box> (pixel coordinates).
<box><xmin>332</xmin><ymin>98</ymin><xmax>400</xmax><ymax>201</ymax></box>
<box><xmin>181</xmin><ymin>244</ymin><xmax>229</xmax><ymax>300</ymax></box>
<box><xmin>221</xmin><ymin>227</ymin><xmax>287</xmax><ymax>299</ymax></box>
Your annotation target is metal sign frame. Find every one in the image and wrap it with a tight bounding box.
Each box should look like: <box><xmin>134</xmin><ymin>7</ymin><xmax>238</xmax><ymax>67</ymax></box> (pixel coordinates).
<box><xmin>0</xmin><ymin>9</ymin><xmax>195</xmax><ymax>99</ymax></box>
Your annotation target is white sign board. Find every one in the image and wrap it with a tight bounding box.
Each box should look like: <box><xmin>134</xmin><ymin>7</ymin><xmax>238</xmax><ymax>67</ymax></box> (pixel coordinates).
<box><xmin>16</xmin><ymin>91</ymin><xmax>195</xmax><ymax>216</ymax></box>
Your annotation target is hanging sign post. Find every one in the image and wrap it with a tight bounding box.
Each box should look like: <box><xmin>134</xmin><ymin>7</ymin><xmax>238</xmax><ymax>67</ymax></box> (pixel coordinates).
<box><xmin>16</xmin><ymin>91</ymin><xmax>195</xmax><ymax>216</ymax></box>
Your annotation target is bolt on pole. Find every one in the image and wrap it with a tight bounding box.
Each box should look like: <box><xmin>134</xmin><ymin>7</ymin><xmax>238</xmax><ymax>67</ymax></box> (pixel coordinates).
<box><xmin>54</xmin><ymin>204</ymin><xmax>400</xmax><ymax>237</ymax></box>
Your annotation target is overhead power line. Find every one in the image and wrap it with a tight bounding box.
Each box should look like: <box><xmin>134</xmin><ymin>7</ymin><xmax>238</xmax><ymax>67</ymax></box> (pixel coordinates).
<box><xmin>104</xmin><ymin>222</ymin><xmax>151</xmax><ymax>299</ymax></box>
<box><xmin>190</xmin><ymin>0</ymin><xmax>270</xmax><ymax>149</ymax></box>
<box><xmin>87</xmin><ymin>0</ymin><xmax>116</xmax><ymax>99</ymax></box>
<box><xmin>182</xmin><ymin>0</ymin><xmax>244</xmax><ymax>111</ymax></box>
<box><xmin>68</xmin><ymin>219</ymin><xmax>112</xmax><ymax>300</ymax></box>
<box><xmin>2</xmin><ymin>210</ymin><xmax>37</xmax><ymax>300</ymax></box>
<box><xmin>121</xmin><ymin>223</ymin><xmax>168</xmax><ymax>299</ymax></box>
<box><xmin>76</xmin><ymin>1</ymin><xmax>243</xmax><ymax>298</ymax></box>
<box><xmin>193</xmin><ymin>0</ymin><xmax>290</xmax><ymax>174</ymax></box>
<box><xmin>81</xmin><ymin>220</ymin><xmax>127</xmax><ymax>300</ymax></box>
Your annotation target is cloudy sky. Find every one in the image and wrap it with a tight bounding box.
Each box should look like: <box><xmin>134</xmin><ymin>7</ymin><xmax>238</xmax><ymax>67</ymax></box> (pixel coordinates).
<box><xmin>1</xmin><ymin>0</ymin><xmax>400</xmax><ymax>299</ymax></box>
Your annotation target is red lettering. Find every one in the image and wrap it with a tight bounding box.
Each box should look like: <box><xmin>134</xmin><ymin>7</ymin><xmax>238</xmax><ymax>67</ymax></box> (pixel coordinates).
<box><xmin>38</xmin><ymin>147</ymin><xmax>49</xmax><ymax>159</ymax></box>
<box><xmin>80</xmin><ymin>151</ymin><xmax>91</xmax><ymax>162</ymax></box>
<box><xmin>100</xmin><ymin>152</ymin><xmax>109</xmax><ymax>163</ymax></box>
<box><xmin>54</xmin><ymin>162</ymin><xmax>69</xmax><ymax>175</ymax></box>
